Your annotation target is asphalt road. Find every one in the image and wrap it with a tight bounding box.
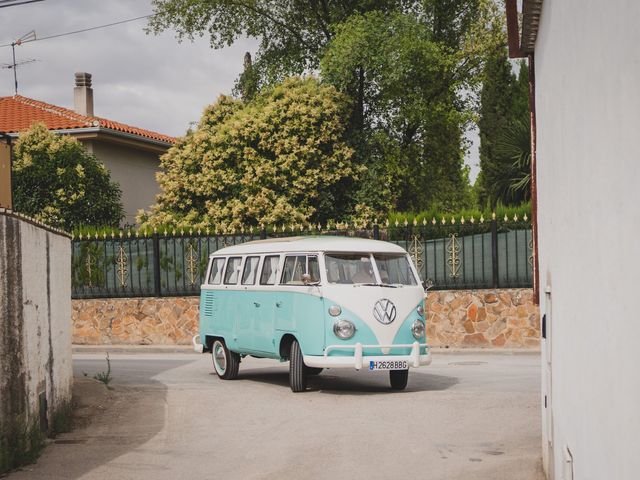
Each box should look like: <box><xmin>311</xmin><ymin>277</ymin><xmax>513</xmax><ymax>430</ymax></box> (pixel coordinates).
<box><xmin>10</xmin><ymin>351</ymin><xmax>543</xmax><ymax>480</ymax></box>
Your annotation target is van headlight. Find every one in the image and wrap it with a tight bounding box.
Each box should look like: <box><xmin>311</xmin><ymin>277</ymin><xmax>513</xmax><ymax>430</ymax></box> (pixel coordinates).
<box><xmin>411</xmin><ymin>320</ymin><xmax>425</xmax><ymax>339</ymax></box>
<box><xmin>333</xmin><ymin>319</ymin><xmax>356</xmax><ymax>339</ymax></box>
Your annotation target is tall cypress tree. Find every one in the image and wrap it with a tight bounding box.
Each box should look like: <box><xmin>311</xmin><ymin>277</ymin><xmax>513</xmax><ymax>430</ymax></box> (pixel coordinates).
<box><xmin>476</xmin><ymin>52</ymin><xmax>530</xmax><ymax>207</ymax></box>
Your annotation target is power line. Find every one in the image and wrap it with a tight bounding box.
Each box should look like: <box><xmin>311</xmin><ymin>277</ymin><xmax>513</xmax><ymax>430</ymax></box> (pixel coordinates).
<box><xmin>0</xmin><ymin>0</ymin><xmax>45</xmax><ymax>8</ymax></box>
<box><xmin>0</xmin><ymin>13</ymin><xmax>155</xmax><ymax>48</ymax></box>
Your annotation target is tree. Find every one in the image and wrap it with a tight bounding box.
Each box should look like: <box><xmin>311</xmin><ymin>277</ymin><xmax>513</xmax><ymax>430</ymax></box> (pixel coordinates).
<box><xmin>12</xmin><ymin>123</ymin><xmax>123</xmax><ymax>230</ymax></box>
<box><xmin>496</xmin><ymin>116</ymin><xmax>531</xmax><ymax>203</ymax></box>
<box><xmin>320</xmin><ymin>10</ymin><xmax>493</xmax><ymax>212</ymax></box>
<box><xmin>236</xmin><ymin>52</ymin><xmax>259</xmax><ymax>101</ymax></box>
<box><xmin>476</xmin><ymin>55</ymin><xmax>530</xmax><ymax>207</ymax></box>
<box><xmin>139</xmin><ymin>77</ymin><xmax>361</xmax><ymax>229</ymax></box>
<box><xmin>148</xmin><ymin>0</ymin><xmax>400</xmax><ymax>86</ymax></box>
<box><xmin>149</xmin><ymin>0</ymin><xmax>503</xmax><ymax>214</ymax></box>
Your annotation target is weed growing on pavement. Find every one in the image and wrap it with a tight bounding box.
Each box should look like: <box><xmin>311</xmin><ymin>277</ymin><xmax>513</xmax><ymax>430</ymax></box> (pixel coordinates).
<box><xmin>93</xmin><ymin>353</ymin><xmax>112</xmax><ymax>386</ymax></box>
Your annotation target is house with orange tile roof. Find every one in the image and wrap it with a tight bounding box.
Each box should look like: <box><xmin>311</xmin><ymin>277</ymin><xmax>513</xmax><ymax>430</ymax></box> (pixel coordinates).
<box><xmin>0</xmin><ymin>72</ymin><xmax>175</xmax><ymax>224</ymax></box>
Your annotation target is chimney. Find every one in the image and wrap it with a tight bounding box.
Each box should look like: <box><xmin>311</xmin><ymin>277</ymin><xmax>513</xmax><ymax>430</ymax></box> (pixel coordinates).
<box><xmin>74</xmin><ymin>72</ymin><xmax>94</xmax><ymax>116</ymax></box>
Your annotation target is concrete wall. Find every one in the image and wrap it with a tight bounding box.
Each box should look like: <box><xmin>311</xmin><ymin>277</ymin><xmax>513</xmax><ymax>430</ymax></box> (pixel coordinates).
<box><xmin>535</xmin><ymin>1</ymin><xmax>640</xmax><ymax>478</ymax></box>
<box><xmin>83</xmin><ymin>140</ymin><xmax>161</xmax><ymax>225</ymax></box>
<box><xmin>71</xmin><ymin>289</ymin><xmax>539</xmax><ymax>348</ymax></box>
<box><xmin>0</xmin><ymin>211</ymin><xmax>72</xmax><ymax>473</ymax></box>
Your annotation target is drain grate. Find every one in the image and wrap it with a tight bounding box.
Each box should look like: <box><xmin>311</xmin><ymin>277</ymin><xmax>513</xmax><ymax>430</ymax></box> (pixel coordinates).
<box><xmin>448</xmin><ymin>361</ymin><xmax>488</xmax><ymax>366</ymax></box>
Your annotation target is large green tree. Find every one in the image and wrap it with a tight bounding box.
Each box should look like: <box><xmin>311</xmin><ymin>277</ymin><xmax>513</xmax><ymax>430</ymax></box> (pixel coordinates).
<box><xmin>139</xmin><ymin>77</ymin><xmax>360</xmax><ymax>229</ymax></box>
<box><xmin>476</xmin><ymin>55</ymin><xmax>530</xmax><ymax>207</ymax></box>
<box><xmin>149</xmin><ymin>0</ymin><xmax>503</xmax><ymax>215</ymax></box>
<box><xmin>12</xmin><ymin>123</ymin><xmax>123</xmax><ymax>230</ymax></box>
<box><xmin>148</xmin><ymin>0</ymin><xmax>400</xmax><ymax>86</ymax></box>
<box><xmin>320</xmin><ymin>10</ymin><xmax>483</xmax><ymax>212</ymax></box>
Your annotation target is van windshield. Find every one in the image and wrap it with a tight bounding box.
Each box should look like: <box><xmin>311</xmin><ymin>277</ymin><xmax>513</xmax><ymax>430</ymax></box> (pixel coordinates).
<box><xmin>373</xmin><ymin>254</ymin><xmax>417</xmax><ymax>286</ymax></box>
<box><xmin>325</xmin><ymin>253</ymin><xmax>417</xmax><ymax>286</ymax></box>
<box><xmin>325</xmin><ymin>254</ymin><xmax>375</xmax><ymax>284</ymax></box>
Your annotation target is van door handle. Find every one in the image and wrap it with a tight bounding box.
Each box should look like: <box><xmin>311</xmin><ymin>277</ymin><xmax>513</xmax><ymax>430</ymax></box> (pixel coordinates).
<box><xmin>254</xmin><ymin>302</ymin><xmax>260</xmax><ymax>307</ymax></box>
<box><xmin>276</xmin><ymin>301</ymin><xmax>282</xmax><ymax>308</ymax></box>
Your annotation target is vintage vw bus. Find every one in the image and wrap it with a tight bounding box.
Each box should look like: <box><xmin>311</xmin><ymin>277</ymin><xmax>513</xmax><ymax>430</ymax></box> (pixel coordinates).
<box><xmin>193</xmin><ymin>236</ymin><xmax>431</xmax><ymax>392</ymax></box>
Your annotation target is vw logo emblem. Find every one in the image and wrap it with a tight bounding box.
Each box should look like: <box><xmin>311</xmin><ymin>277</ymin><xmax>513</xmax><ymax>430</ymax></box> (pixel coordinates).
<box><xmin>373</xmin><ymin>299</ymin><xmax>397</xmax><ymax>325</ymax></box>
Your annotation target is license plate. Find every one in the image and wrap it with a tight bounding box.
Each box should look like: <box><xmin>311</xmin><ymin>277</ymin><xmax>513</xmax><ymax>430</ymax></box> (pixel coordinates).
<box><xmin>369</xmin><ymin>360</ymin><xmax>408</xmax><ymax>371</ymax></box>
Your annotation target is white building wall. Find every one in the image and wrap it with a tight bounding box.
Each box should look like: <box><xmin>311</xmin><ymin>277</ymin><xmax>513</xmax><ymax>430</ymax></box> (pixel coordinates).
<box><xmin>535</xmin><ymin>1</ymin><xmax>640</xmax><ymax>479</ymax></box>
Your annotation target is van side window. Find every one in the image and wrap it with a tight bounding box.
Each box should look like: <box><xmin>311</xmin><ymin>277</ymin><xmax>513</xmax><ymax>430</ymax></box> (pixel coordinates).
<box><xmin>260</xmin><ymin>255</ymin><xmax>280</xmax><ymax>285</ymax></box>
<box><xmin>281</xmin><ymin>255</ymin><xmax>305</xmax><ymax>284</ymax></box>
<box><xmin>281</xmin><ymin>255</ymin><xmax>319</xmax><ymax>285</ymax></box>
<box><xmin>223</xmin><ymin>257</ymin><xmax>242</xmax><ymax>284</ymax></box>
<box><xmin>241</xmin><ymin>256</ymin><xmax>260</xmax><ymax>285</ymax></box>
<box><xmin>208</xmin><ymin>258</ymin><xmax>225</xmax><ymax>285</ymax></box>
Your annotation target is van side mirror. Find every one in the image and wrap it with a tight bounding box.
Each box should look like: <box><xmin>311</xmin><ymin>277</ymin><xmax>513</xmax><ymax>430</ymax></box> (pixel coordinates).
<box><xmin>302</xmin><ymin>273</ymin><xmax>312</xmax><ymax>285</ymax></box>
<box><xmin>423</xmin><ymin>279</ymin><xmax>434</xmax><ymax>291</ymax></box>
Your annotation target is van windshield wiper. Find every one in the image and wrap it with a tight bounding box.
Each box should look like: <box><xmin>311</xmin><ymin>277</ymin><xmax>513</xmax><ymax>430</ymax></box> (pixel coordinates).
<box><xmin>354</xmin><ymin>283</ymin><xmax>401</xmax><ymax>288</ymax></box>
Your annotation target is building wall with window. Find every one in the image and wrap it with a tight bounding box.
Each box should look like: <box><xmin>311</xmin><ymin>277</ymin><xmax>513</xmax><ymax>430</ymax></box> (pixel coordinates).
<box><xmin>534</xmin><ymin>1</ymin><xmax>640</xmax><ymax>478</ymax></box>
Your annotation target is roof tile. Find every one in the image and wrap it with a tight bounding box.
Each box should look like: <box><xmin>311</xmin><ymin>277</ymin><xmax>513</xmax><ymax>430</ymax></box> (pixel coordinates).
<box><xmin>0</xmin><ymin>95</ymin><xmax>175</xmax><ymax>144</ymax></box>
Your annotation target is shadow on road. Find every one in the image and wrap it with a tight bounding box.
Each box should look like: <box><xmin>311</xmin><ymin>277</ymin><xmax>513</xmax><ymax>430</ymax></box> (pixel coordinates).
<box><xmin>8</xmin><ymin>357</ymin><xmax>195</xmax><ymax>480</ymax></box>
<box><xmin>235</xmin><ymin>367</ymin><xmax>459</xmax><ymax>395</ymax></box>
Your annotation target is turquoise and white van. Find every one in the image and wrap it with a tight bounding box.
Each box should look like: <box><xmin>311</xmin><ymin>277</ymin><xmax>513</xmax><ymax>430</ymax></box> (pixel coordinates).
<box><xmin>193</xmin><ymin>236</ymin><xmax>431</xmax><ymax>392</ymax></box>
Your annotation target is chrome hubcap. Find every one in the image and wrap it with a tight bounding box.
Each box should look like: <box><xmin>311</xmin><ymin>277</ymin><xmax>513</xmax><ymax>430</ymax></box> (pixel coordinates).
<box><xmin>213</xmin><ymin>342</ymin><xmax>226</xmax><ymax>373</ymax></box>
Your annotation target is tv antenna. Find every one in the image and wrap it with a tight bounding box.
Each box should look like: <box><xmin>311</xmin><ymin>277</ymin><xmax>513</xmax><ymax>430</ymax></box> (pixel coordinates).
<box><xmin>2</xmin><ymin>30</ymin><xmax>37</xmax><ymax>94</ymax></box>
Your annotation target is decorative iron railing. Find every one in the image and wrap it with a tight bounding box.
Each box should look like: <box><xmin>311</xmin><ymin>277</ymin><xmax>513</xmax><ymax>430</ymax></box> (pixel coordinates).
<box><xmin>71</xmin><ymin>215</ymin><xmax>533</xmax><ymax>298</ymax></box>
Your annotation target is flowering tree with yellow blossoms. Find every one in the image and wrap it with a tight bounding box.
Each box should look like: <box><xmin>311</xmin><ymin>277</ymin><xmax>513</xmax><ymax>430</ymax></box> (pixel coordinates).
<box><xmin>139</xmin><ymin>77</ymin><xmax>362</xmax><ymax>230</ymax></box>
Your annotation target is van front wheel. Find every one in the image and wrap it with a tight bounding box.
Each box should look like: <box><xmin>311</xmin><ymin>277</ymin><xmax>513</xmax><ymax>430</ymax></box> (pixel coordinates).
<box><xmin>289</xmin><ymin>340</ymin><xmax>308</xmax><ymax>392</ymax></box>
<box><xmin>389</xmin><ymin>369</ymin><xmax>408</xmax><ymax>390</ymax></box>
<box><xmin>212</xmin><ymin>339</ymin><xmax>240</xmax><ymax>380</ymax></box>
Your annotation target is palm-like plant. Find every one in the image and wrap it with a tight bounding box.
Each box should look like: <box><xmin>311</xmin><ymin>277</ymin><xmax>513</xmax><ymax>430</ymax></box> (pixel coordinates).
<box><xmin>493</xmin><ymin>115</ymin><xmax>532</xmax><ymax>205</ymax></box>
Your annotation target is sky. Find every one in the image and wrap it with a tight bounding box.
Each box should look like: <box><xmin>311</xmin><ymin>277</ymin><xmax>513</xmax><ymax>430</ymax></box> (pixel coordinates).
<box><xmin>0</xmin><ymin>0</ymin><xmax>480</xmax><ymax>181</ymax></box>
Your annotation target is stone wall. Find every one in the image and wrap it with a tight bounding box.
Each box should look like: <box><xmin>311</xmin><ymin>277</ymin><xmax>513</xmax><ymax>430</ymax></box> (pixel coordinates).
<box><xmin>72</xmin><ymin>297</ymin><xmax>199</xmax><ymax>345</ymax></box>
<box><xmin>72</xmin><ymin>288</ymin><xmax>539</xmax><ymax>348</ymax></box>
<box><xmin>426</xmin><ymin>288</ymin><xmax>539</xmax><ymax>348</ymax></box>
<box><xmin>0</xmin><ymin>211</ymin><xmax>73</xmax><ymax>473</ymax></box>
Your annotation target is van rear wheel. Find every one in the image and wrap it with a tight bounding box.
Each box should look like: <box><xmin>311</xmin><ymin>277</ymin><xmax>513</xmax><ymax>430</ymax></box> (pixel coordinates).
<box><xmin>212</xmin><ymin>339</ymin><xmax>240</xmax><ymax>380</ymax></box>
<box><xmin>389</xmin><ymin>369</ymin><xmax>408</xmax><ymax>390</ymax></box>
<box><xmin>289</xmin><ymin>339</ymin><xmax>308</xmax><ymax>392</ymax></box>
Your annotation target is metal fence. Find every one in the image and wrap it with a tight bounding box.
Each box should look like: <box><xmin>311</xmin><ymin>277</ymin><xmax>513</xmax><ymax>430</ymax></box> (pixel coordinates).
<box><xmin>71</xmin><ymin>216</ymin><xmax>533</xmax><ymax>298</ymax></box>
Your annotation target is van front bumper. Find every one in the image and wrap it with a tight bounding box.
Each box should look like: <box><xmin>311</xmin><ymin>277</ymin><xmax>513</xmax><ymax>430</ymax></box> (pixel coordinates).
<box><xmin>303</xmin><ymin>342</ymin><xmax>431</xmax><ymax>370</ymax></box>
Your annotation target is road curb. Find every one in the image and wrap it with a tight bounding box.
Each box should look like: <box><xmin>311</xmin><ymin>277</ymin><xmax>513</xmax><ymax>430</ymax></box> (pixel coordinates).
<box><xmin>430</xmin><ymin>347</ymin><xmax>540</xmax><ymax>355</ymax></box>
<box><xmin>72</xmin><ymin>344</ymin><xmax>539</xmax><ymax>355</ymax></box>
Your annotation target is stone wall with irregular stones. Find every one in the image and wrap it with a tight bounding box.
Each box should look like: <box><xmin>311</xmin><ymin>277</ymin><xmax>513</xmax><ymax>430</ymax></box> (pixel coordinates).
<box><xmin>426</xmin><ymin>288</ymin><xmax>539</xmax><ymax>348</ymax></box>
<box><xmin>72</xmin><ymin>297</ymin><xmax>200</xmax><ymax>345</ymax></box>
<box><xmin>72</xmin><ymin>288</ymin><xmax>539</xmax><ymax>348</ymax></box>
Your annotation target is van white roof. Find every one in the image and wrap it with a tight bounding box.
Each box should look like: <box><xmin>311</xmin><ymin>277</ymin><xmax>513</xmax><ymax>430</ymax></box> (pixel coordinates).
<box><xmin>211</xmin><ymin>236</ymin><xmax>407</xmax><ymax>256</ymax></box>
